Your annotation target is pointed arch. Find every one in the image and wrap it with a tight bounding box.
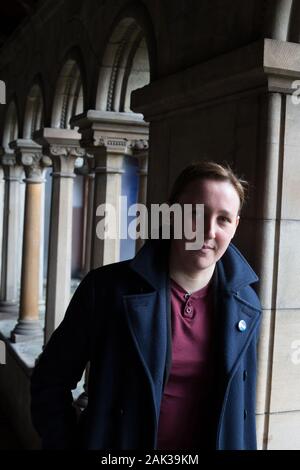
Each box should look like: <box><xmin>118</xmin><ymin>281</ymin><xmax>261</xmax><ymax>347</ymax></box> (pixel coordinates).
<box><xmin>23</xmin><ymin>82</ymin><xmax>44</xmax><ymax>138</ymax></box>
<box><xmin>51</xmin><ymin>59</ymin><xmax>84</xmax><ymax>129</ymax></box>
<box><xmin>96</xmin><ymin>17</ymin><xmax>151</xmax><ymax>112</ymax></box>
<box><xmin>2</xmin><ymin>100</ymin><xmax>19</xmax><ymax>150</ymax></box>
<box><xmin>264</xmin><ymin>0</ymin><xmax>294</xmax><ymax>41</ymax></box>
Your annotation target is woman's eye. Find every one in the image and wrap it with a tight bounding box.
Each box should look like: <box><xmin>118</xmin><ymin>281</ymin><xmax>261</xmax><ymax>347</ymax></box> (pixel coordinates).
<box><xmin>219</xmin><ymin>216</ymin><xmax>230</xmax><ymax>223</ymax></box>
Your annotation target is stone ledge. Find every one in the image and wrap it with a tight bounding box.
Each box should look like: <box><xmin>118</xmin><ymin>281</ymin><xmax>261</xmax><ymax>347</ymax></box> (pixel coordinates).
<box><xmin>0</xmin><ymin>312</ymin><xmax>84</xmax><ymax>399</ymax></box>
<box><xmin>131</xmin><ymin>38</ymin><xmax>300</xmax><ymax>120</ymax></box>
<box><xmin>0</xmin><ymin>315</ymin><xmax>43</xmax><ymax>373</ymax></box>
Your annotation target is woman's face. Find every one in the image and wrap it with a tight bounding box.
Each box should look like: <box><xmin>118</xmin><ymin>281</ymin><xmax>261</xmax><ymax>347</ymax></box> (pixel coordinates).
<box><xmin>171</xmin><ymin>178</ymin><xmax>240</xmax><ymax>273</ymax></box>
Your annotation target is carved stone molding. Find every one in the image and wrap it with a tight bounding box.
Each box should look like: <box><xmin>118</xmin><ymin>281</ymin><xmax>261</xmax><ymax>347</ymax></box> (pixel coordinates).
<box><xmin>48</xmin><ymin>144</ymin><xmax>85</xmax><ymax>178</ymax></box>
<box><xmin>8</xmin><ymin>139</ymin><xmax>45</xmax><ymax>183</ymax></box>
<box><xmin>0</xmin><ymin>152</ymin><xmax>17</xmax><ymax>167</ymax></box>
<box><xmin>17</xmin><ymin>151</ymin><xmax>44</xmax><ymax>183</ymax></box>
<box><xmin>75</xmin><ymin>152</ymin><xmax>94</xmax><ymax>176</ymax></box>
<box><xmin>83</xmin><ymin>134</ymin><xmax>134</xmax><ymax>157</ymax></box>
<box><xmin>0</xmin><ymin>151</ymin><xmax>23</xmax><ymax>181</ymax></box>
<box><xmin>71</xmin><ymin>110</ymin><xmax>149</xmax><ymax>154</ymax></box>
<box><xmin>128</xmin><ymin>139</ymin><xmax>149</xmax><ymax>151</ymax></box>
<box><xmin>41</xmin><ymin>155</ymin><xmax>52</xmax><ymax>168</ymax></box>
<box><xmin>49</xmin><ymin>145</ymin><xmax>85</xmax><ymax>159</ymax></box>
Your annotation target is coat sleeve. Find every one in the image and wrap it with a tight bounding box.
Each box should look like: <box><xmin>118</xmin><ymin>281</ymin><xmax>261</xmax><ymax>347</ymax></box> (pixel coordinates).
<box><xmin>30</xmin><ymin>270</ymin><xmax>95</xmax><ymax>449</ymax></box>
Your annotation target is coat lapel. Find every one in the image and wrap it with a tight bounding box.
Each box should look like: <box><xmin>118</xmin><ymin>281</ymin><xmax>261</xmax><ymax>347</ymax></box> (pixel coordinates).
<box><xmin>216</xmin><ymin>244</ymin><xmax>261</xmax><ymax>379</ymax></box>
<box><xmin>218</xmin><ymin>292</ymin><xmax>261</xmax><ymax>378</ymax></box>
<box><xmin>123</xmin><ymin>240</ymin><xmax>171</xmax><ymax>422</ymax></box>
<box><xmin>123</xmin><ymin>291</ymin><xmax>168</xmax><ymax>423</ymax></box>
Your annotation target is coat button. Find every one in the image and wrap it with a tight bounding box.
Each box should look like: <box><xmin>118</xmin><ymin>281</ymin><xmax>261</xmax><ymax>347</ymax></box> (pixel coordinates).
<box><xmin>237</xmin><ymin>320</ymin><xmax>247</xmax><ymax>332</ymax></box>
<box><xmin>120</xmin><ymin>408</ymin><xmax>124</xmax><ymax>416</ymax></box>
<box><xmin>243</xmin><ymin>370</ymin><xmax>248</xmax><ymax>381</ymax></box>
<box><xmin>244</xmin><ymin>409</ymin><xmax>247</xmax><ymax>420</ymax></box>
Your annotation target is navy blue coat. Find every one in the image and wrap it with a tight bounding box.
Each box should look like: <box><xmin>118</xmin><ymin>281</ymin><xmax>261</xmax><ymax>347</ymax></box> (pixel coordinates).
<box><xmin>31</xmin><ymin>239</ymin><xmax>262</xmax><ymax>450</ymax></box>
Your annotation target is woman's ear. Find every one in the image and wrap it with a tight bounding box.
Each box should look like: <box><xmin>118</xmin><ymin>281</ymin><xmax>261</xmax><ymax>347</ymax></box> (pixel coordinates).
<box><xmin>231</xmin><ymin>215</ymin><xmax>240</xmax><ymax>240</ymax></box>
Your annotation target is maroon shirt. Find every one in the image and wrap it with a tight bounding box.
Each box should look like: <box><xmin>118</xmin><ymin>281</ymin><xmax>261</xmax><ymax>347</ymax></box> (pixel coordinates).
<box><xmin>157</xmin><ymin>278</ymin><xmax>214</xmax><ymax>450</ymax></box>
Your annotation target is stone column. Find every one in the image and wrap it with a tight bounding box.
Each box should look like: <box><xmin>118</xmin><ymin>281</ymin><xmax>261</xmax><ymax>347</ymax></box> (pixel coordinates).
<box><xmin>90</xmin><ymin>145</ymin><xmax>125</xmax><ymax>268</ymax></box>
<box><xmin>0</xmin><ymin>150</ymin><xmax>23</xmax><ymax>312</ymax></box>
<box><xmin>82</xmin><ymin>156</ymin><xmax>95</xmax><ymax>275</ymax></box>
<box><xmin>10</xmin><ymin>139</ymin><xmax>45</xmax><ymax>341</ymax></box>
<box><xmin>34</xmin><ymin>128</ymin><xmax>85</xmax><ymax>343</ymax></box>
<box><xmin>131</xmin><ymin>140</ymin><xmax>149</xmax><ymax>253</ymax></box>
<box><xmin>71</xmin><ymin>110</ymin><xmax>149</xmax><ymax>268</ymax></box>
<box><xmin>0</xmin><ymin>159</ymin><xmax>4</xmax><ymax>288</ymax></box>
<box><xmin>70</xmin><ymin>111</ymin><xmax>148</xmax><ymax>410</ymax></box>
<box><xmin>38</xmin><ymin>165</ymin><xmax>49</xmax><ymax>308</ymax></box>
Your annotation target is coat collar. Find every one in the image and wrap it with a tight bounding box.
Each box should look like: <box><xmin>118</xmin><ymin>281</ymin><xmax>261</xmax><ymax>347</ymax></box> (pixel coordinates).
<box><xmin>216</xmin><ymin>243</ymin><xmax>258</xmax><ymax>294</ymax></box>
<box><xmin>129</xmin><ymin>239</ymin><xmax>170</xmax><ymax>291</ymax></box>
<box><xmin>129</xmin><ymin>239</ymin><xmax>259</xmax><ymax>293</ymax></box>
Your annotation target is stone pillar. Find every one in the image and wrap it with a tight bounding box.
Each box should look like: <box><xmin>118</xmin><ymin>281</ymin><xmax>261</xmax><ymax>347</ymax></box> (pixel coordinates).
<box><xmin>255</xmin><ymin>91</ymin><xmax>300</xmax><ymax>450</ymax></box>
<box><xmin>90</xmin><ymin>145</ymin><xmax>125</xmax><ymax>268</ymax></box>
<box><xmin>34</xmin><ymin>128</ymin><xmax>85</xmax><ymax>343</ymax></box>
<box><xmin>71</xmin><ymin>110</ymin><xmax>149</xmax><ymax>268</ymax></box>
<box><xmin>10</xmin><ymin>139</ymin><xmax>45</xmax><ymax>341</ymax></box>
<box><xmin>0</xmin><ymin>160</ymin><xmax>4</xmax><ymax>287</ymax></box>
<box><xmin>0</xmin><ymin>150</ymin><xmax>23</xmax><ymax>312</ymax></box>
<box><xmin>82</xmin><ymin>156</ymin><xmax>95</xmax><ymax>275</ymax></box>
<box><xmin>36</xmin><ymin>158</ymin><xmax>52</xmax><ymax>310</ymax></box>
<box><xmin>70</xmin><ymin>111</ymin><xmax>148</xmax><ymax>410</ymax></box>
<box><xmin>131</xmin><ymin>140</ymin><xmax>149</xmax><ymax>252</ymax></box>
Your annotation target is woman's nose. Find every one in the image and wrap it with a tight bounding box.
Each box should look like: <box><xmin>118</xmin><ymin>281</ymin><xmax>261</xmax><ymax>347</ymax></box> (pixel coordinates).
<box><xmin>204</xmin><ymin>218</ymin><xmax>216</xmax><ymax>239</ymax></box>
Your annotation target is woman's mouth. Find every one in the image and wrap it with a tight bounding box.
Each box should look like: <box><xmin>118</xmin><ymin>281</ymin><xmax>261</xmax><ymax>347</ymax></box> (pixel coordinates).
<box><xmin>200</xmin><ymin>244</ymin><xmax>215</xmax><ymax>251</ymax></box>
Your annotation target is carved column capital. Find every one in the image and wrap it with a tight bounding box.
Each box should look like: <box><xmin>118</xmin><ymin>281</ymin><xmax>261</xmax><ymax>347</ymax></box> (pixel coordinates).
<box><xmin>71</xmin><ymin>109</ymin><xmax>149</xmax><ymax>157</ymax></box>
<box><xmin>48</xmin><ymin>144</ymin><xmax>85</xmax><ymax>178</ymax></box>
<box><xmin>0</xmin><ymin>149</ymin><xmax>23</xmax><ymax>181</ymax></box>
<box><xmin>41</xmin><ymin>155</ymin><xmax>52</xmax><ymax>168</ymax></box>
<box><xmin>18</xmin><ymin>152</ymin><xmax>44</xmax><ymax>183</ymax></box>
<box><xmin>129</xmin><ymin>139</ymin><xmax>149</xmax><ymax>176</ymax></box>
<box><xmin>48</xmin><ymin>144</ymin><xmax>85</xmax><ymax>159</ymax></box>
<box><xmin>9</xmin><ymin>139</ymin><xmax>44</xmax><ymax>183</ymax></box>
<box><xmin>128</xmin><ymin>139</ymin><xmax>149</xmax><ymax>152</ymax></box>
<box><xmin>0</xmin><ymin>151</ymin><xmax>17</xmax><ymax>167</ymax></box>
<box><xmin>33</xmin><ymin>128</ymin><xmax>86</xmax><ymax>179</ymax></box>
<box><xmin>97</xmin><ymin>136</ymin><xmax>133</xmax><ymax>156</ymax></box>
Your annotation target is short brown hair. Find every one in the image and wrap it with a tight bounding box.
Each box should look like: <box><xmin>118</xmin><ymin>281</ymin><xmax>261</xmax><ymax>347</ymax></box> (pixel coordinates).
<box><xmin>169</xmin><ymin>161</ymin><xmax>248</xmax><ymax>212</ymax></box>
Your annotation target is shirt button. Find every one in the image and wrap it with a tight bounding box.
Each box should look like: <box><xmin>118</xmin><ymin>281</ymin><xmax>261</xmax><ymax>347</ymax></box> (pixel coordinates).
<box><xmin>184</xmin><ymin>293</ymin><xmax>190</xmax><ymax>299</ymax></box>
<box><xmin>184</xmin><ymin>306</ymin><xmax>193</xmax><ymax>317</ymax></box>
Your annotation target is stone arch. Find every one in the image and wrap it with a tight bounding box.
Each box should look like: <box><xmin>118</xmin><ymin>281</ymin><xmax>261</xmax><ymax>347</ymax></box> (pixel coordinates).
<box><xmin>96</xmin><ymin>17</ymin><xmax>152</xmax><ymax>112</ymax></box>
<box><xmin>2</xmin><ymin>100</ymin><xmax>19</xmax><ymax>150</ymax></box>
<box><xmin>264</xmin><ymin>0</ymin><xmax>294</xmax><ymax>41</ymax></box>
<box><xmin>286</xmin><ymin>0</ymin><xmax>300</xmax><ymax>42</ymax></box>
<box><xmin>23</xmin><ymin>82</ymin><xmax>44</xmax><ymax>139</ymax></box>
<box><xmin>51</xmin><ymin>58</ymin><xmax>84</xmax><ymax>129</ymax></box>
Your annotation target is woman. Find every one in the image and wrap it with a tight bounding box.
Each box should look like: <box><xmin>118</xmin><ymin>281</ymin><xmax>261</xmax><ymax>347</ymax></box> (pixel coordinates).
<box><xmin>31</xmin><ymin>161</ymin><xmax>262</xmax><ymax>450</ymax></box>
